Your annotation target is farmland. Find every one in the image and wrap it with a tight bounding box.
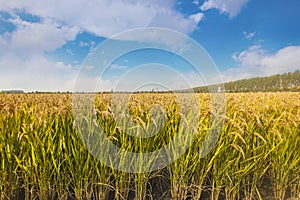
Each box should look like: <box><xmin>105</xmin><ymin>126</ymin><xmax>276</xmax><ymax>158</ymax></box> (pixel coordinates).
<box><xmin>0</xmin><ymin>92</ymin><xmax>299</xmax><ymax>200</ymax></box>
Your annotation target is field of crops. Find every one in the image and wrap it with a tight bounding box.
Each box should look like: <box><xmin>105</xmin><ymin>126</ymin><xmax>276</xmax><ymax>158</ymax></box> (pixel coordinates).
<box><xmin>0</xmin><ymin>92</ymin><xmax>299</xmax><ymax>200</ymax></box>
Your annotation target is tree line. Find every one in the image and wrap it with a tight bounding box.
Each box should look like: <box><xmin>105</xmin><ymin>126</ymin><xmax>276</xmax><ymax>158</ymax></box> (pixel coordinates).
<box><xmin>194</xmin><ymin>70</ymin><xmax>300</xmax><ymax>93</ymax></box>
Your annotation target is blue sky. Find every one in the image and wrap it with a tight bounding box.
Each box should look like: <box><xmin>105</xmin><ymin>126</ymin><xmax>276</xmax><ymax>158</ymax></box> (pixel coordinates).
<box><xmin>0</xmin><ymin>0</ymin><xmax>300</xmax><ymax>91</ymax></box>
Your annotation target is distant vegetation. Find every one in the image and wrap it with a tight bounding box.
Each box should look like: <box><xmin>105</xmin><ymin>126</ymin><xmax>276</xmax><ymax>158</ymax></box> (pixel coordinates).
<box><xmin>1</xmin><ymin>90</ymin><xmax>24</xmax><ymax>94</ymax></box>
<box><xmin>194</xmin><ymin>70</ymin><xmax>300</xmax><ymax>93</ymax></box>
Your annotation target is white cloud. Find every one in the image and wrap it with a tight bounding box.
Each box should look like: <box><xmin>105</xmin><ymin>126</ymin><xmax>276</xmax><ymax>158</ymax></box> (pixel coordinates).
<box><xmin>148</xmin><ymin>11</ymin><xmax>203</xmax><ymax>34</ymax></box>
<box><xmin>189</xmin><ymin>13</ymin><xmax>205</xmax><ymax>24</ymax></box>
<box><xmin>193</xmin><ymin>0</ymin><xmax>199</xmax><ymax>5</ymax></box>
<box><xmin>0</xmin><ymin>15</ymin><xmax>80</xmax><ymax>91</ymax></box>
<box><xmin>0</xmin><ymin>0</ymin><xmax>202</xmax><ymax>37</ymax></box>
<box><xmin>0</xmin><ymin>54</ymin><xmax>78</xmax><ymax>92</ymax></box>
<box><xmin>232</xmin><ymin>45</ymin><xmax>266</xmax><ymax>67</ymax></box>
<box><xmin>113</xmin><ymin>27</ymin><xmax>193</xmax><ymax>53</ymax></box>
<box><xmin>0</xmin><ymin>16</ymin><xmax>79</xmax><ymax>55</ymax></box>
<box><xmin>223</xmin><ymin>45</ymin><xmax>300</xmax><ymax>81</ymax></box>
<box><xmin>200</xmin><ymin>0</ymin><xmax>250</xmax><ymax>18</ymax></box>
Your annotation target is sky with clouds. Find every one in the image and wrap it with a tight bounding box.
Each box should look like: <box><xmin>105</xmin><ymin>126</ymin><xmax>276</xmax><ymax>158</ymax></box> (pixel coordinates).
<box><xmin>0</xmin><ymin>0</ymin><xmax>300</xmax><ymax>92</ymax></box>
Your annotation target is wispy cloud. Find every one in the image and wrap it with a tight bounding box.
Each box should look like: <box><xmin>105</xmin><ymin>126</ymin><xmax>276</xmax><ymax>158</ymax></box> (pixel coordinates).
<box><xmin>109</xmin><ymin>64</ymin><xmax>128</xmax><ymax>70</ymax></box>
<box><xmin>79</xmin><ymin>41</ymin><xmax>89</xmax><ymax>47</ymax></box>
<box><xmin>200</xmin><ymin>0</ymin><xmax>250</xmax><ymax>18</ymax></box>
<box><xmin>192</xmin><ymin>0</ymin><xmax>199</xmax><ymax>5</ymax></box>
<box><xmin>243</xmin><ymin>31</ymin><xmax>256</xmax><ymax>40</ymax></box>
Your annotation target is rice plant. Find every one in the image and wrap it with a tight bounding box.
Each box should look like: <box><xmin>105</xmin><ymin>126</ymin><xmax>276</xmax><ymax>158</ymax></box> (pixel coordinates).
<box><xmin>0</xmin><ymin>92</ymin><xmax>299</xmax><ymax>199</ymax></box>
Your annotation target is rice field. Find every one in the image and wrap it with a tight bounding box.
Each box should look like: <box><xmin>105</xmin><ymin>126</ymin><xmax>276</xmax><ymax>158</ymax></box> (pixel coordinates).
<box><xmin>0</xmin><ymin>92</ymin><xmax>299</xmax><ymax>200</ymax></box>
